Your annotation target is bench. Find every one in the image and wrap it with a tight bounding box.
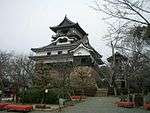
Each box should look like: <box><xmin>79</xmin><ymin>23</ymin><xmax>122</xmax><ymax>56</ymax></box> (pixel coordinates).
<box><xmin>0</xmin><ymin>103</ymin><xmax>9</xmax><ymax>110</ymax></box>
<box><xmin>117</xmin><ymin>101</ymin><xmax>135</xmax><ymax>108</ymax></box>
<box><xmin>4</xmin><ymin>104</ymin><xmax>33</xmax><ymax>112</ymax></box>
<box><xmin>144</xmin><ymin>103</ymin><xmax>150</xmax><ymax>110</ymax></box>
<box><xmin>70</xmin><ymin>96</ymin><xmax>81</xmax><ymax>101</ymax></box>
<box><xmin>70</xmin><ymin>96</ymin><xmax>86</xmax><ymax>101</ymax></box>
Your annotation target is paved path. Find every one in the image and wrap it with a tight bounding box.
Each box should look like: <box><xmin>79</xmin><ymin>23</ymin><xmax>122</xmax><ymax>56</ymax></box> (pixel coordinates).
<box><xmin>53</xmin><ymin>97</ymin><xmax>149</xmax><ymax>113</ymax></box>
<box><xmin>1</xmin><ymin>97</ymin><xmax>150</xmax><ymax>113</ymax></box>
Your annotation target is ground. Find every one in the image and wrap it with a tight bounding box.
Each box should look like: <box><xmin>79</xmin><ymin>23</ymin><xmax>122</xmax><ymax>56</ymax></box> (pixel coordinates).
<box><xmin>1</xmin><ymin>97</ymin><xmax>149</xmax><ymax>113</ymax></box>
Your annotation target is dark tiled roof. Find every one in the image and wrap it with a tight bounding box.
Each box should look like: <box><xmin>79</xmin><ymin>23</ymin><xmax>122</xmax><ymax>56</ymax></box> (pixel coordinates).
<box><xmin>30</xmin><ymin>16</ymin><xmax>104</xmax><ymax>65</ymax></box>
<box><xmin>50</xmin><ymin>16</ymin><xmax>75</xmax><ymax>30</ymax></box>
<box><xmin>50</xmin><ymin>16</ymin><xmax>87</xmax><ymax>36</ymax></box>
<box><xmin>31</xmin><ymin>43</ymin><xmax>78</xmax><ymax>52</ymax></box>
<box><xmin>31</xmin><ymin>36</ymin><xmax>88</xmax><ymax>52</ymax></box>
<box><xmin>31</xmin><ymin>36</ymin><xmax>103</xmax><ymax>64</ymax></box>
<box><xmin>107</xmin><ymin>52</ymin><xmax>128</xmax><ymax>62</ymax></box>
<box><xmin>57</xmin><ymin>16</ymin><xmax>75</xmax><ymax>27</ymax></box>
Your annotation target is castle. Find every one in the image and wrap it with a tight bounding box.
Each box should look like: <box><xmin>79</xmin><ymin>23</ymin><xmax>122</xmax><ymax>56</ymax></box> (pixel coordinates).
<box><xmin>30</xmin><ymin>16</ymin><xmax>103</xmax><ymax>96</ymax></box>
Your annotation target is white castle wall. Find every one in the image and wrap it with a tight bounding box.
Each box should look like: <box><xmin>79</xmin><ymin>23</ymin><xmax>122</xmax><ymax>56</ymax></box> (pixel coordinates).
<box><xmin>73</xmin><ymin>47</ymin><xmax>90</xmax><ymax>56</ymax></box>
<box><xmin>36</xmin><ymin>52</ymin><xmax>47</xmax><ymax>56</ymax></box>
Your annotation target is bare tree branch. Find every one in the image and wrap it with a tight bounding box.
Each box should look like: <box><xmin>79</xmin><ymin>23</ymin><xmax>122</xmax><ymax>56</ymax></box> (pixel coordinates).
<box><xmin>92</xmin><ymin>0</ymin><xmax>150</xmax><ymax>25</ymax></box>
<box><xmin>116</xmin><ymin>46</ymin><xmax>150</xmax><ymax>60</ymax></box>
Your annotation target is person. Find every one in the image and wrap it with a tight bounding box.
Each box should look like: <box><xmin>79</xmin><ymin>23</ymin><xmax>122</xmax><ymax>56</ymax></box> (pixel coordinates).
<box><xmin>59</xmin><ymin>98</ymin><xmax>64</xmax><ymax>111</ymax></box>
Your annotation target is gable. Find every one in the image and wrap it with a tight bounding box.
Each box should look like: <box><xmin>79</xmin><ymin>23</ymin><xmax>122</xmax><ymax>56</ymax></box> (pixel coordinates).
<box><xmin>73</xmin><ymin>47</ymin><xmax>91</xmax><ymax>56</ymax></box>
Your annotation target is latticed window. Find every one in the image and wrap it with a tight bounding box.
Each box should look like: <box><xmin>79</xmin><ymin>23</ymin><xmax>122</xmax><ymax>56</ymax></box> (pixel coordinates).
<box><xmin>58</xmin><ymin>38</ymin><xmax>67</xmax><ymax>43</ymax></box>
<box><xmin>58</xmin><ymin>51</ymin><xmax>62</xmax><ymax>54</ymax></box>
<box><xmin>47</xmin><ymin>52</ymin><xmax>51</xmax><ymax>56</ymax></box>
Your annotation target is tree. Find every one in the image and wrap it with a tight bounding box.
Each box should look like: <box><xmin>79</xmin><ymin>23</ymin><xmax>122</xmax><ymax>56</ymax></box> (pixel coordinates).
<box><xmin>34</xmin><ymin>62</ymin><xmax>73</xmax><ymax>102</ymax></box>
<box><xmin>0</xmin><ymin>50</ymin><xmax>35</xmax><ymax>102</ymax></box>
<box><xmin>92</xmin><ymin>0</ymin><xmax>150</xmax><ymax>53</ymax></box>
<box><xmin>92</xmin><ymin>0</ymin><xmax>150</xmax><ymax>25</ymax></box>
<box><xmin>8</xmin><ymin>55</ymin><xmax>35</xmax><ymax>102</ymax></box>
<box><xmin>0</xmin><ymin>51</ymin><xmax>12</xmax><ymax>90</ymax></box>
<box><xmin>70</xmin><ymin>66</ymin><xmax>98</xmax><ymax>96</ymax></box>
<box><xmin>91</xmin><ymin>0</ymin><xmax>150</xmax><ymax>94</ymax></box>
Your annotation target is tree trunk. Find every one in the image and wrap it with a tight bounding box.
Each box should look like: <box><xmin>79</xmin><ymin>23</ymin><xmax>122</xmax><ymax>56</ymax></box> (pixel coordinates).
<box><xmin>114</xmin><ymin>87</ymin><xmax>117</xmax><ymax>96</ymax></box>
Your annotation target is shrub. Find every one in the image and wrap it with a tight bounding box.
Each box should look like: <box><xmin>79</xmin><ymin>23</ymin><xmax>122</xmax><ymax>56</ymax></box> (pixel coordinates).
<box><xmin>20</xmin><ymin>87</ymin><xmax>70</xmax><ymax>104</ymax></box>
<box><xmin>20</xmin><ymin>87</ymin><xmax>43</xmax><ymax>103</ymax></box>
<box><xmin>134</xmin><ymin>93</ymin><xmax>143</xmax><ymax>106</ymax></box>
<box><xmin>45</xmin><ymin>88</ymin><xmax>59</xmax><ymax>104</ymax></box>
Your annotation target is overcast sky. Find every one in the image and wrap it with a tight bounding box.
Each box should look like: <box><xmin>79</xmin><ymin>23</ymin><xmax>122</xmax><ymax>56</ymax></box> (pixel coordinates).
<box><xmin>0</xmin><ymin>0</ymin><xmax>111</xmax><ymax>59</ymax></box>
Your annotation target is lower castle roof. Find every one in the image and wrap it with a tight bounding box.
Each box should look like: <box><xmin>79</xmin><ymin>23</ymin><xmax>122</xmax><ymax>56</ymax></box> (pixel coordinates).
<box><xmin>30</xmin><ymin>36</ymin><xmax>103</xmax><ymax>65</ymax></box>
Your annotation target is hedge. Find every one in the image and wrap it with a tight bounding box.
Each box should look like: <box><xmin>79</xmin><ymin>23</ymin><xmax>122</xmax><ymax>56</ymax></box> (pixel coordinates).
<box><xmin>20</xmin><ymin>87</ymin><xmax>70</xmax><ymax>104</ymax></box>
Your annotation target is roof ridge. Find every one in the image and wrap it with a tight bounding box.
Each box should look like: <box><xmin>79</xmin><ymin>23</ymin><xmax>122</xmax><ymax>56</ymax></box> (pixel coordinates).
<box><xmin>57</xmin><ymin>16</ymin><xmax>76</xmax><ymax>27</ymax></box>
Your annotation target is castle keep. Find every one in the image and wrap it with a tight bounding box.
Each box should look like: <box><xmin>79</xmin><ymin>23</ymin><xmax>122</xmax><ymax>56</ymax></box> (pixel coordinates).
<box><xmin>30</xmin><ymin>16</ymin><xmax>103</xmax><ymax>96</ymax></box>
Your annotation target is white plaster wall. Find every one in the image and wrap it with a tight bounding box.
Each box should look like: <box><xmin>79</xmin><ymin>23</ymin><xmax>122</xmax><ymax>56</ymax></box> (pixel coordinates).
<box><xmin>51</xmin><ymin>51</ymin><xmax>58</xmax><ymax>55</ymax></box>
<box><xmin>57</xmin><ymin>41</ymin><xmax>71</xmax><ymax>45</ymax></box>
<box><xmin>51</xmin><ymin>50</ymin><xmax>68</xmax><ymax>55</ymax></box>
<box><xmin>36</xmin><ymin>52</ymin><xmax>47</xmax><ymax>56</ymax></box>
<box><xmin>36</xmin><ymin>50</ymin><xmax>68</xmax><ymax>56</ymax></box>
<box><xmin>62</xmin><ymin>50</ymin><xmax>68</xmax><ymax>54</ymax></box>
<box><xmin>73</xmin><ymin>47</ymin><xmax>90</xmax><ymax>56</ymax></box>
<box><xmin>52</xmin><ymin>36</ymin><xmax>72</xmax><ymax>45</ymax></box>
<box><xmin>43</xmin><ymin>58</ymin><xmax>73</xmax><ymax>63</ymax></box>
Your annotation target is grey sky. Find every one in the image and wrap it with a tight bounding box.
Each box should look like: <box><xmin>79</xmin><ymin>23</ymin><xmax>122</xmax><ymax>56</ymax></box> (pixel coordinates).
<box><xmin>0</xmin><ymin>0</ymin><xmax>111</xmax><ymax>59</ymax></box>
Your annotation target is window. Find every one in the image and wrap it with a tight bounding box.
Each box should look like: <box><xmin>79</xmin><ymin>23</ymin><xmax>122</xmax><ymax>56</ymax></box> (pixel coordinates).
<box><xmin>47</xmin><ymin>52</ymin><xmax>51</xmax><ymax>56</ymax></box>
<box><xmin>61</xmin><ymin>29</ymin><xmax>68</xmax><ymax>34</ymax></box>
<box><xmin>70</xmin><ymin>40</ymin><xmax>74</xmax><ymax>43</ymax></box>
<box><xmin>58</xmin><ymin>51</ymin><xmax>62</xmax><ymax>54</ymax></box>
<box><xmin>81</xmin><ymin>58</ymin><xmax>87</xmax><ymax>63</ymax></box>
<box><xmin>72</xmin><ymin>29</ymin><xmax>77</xmax><ymax>33</ymax></box>
<box><xmin>58</xmin><ymin>38</ymin><xmax>67</xmax><ymax>43</ymax></box>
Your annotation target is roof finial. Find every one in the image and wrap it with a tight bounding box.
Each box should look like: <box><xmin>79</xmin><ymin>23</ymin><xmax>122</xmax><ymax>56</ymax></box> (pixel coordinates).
<box><xmin>65</xmin><ymin>14</ymin><xmax>67</xmax><ymax>19</ymax></box>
